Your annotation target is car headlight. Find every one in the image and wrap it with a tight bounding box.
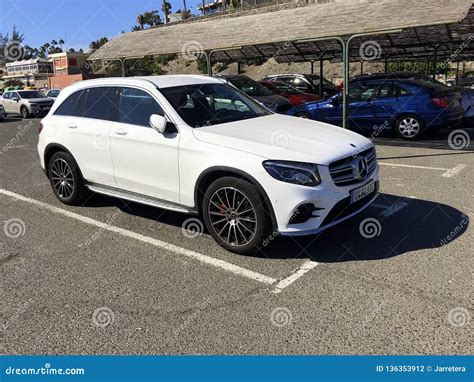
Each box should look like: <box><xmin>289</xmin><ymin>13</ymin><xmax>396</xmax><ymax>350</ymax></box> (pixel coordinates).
<box><xmin>263</xmin><ymin>160</ymin><xmax>321</xmax><ymax>186</ymax></box>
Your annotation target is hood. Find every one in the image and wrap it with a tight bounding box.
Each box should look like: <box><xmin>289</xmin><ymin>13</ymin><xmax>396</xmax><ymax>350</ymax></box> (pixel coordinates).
<box><xmin>26</xmin><ymin>98</ymin><xmax>54</xmax><ymax>103</ymax></box>
<box><xmin>192</xmin><ymin>114</ymin><xmax>372</xmax><ymax>165</ymax></box>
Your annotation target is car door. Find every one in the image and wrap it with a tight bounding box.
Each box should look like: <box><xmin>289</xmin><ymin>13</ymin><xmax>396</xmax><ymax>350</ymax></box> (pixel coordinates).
<box><xmin>1</xmin><ymin>92</ymin><xmax>13</xmax><ymax>113</ymax></box>
<box><xmin>57</xmin><ymin>87</ymin><xmax>117</xmax><ymax>186</ymax></box>
<box><xmin>109</xmin><ymin>87</ymin><xmax>180</xmax><ymax>203</ymax></box>
<box><xmin>371</xmin><ymin>82</ymin><xmax>399</xmax><ymax>128</ymax></box>
<box><xmin>346</xmin><ymin>83</ymin><xmax>378</xmax><ymax>132</ymax></box>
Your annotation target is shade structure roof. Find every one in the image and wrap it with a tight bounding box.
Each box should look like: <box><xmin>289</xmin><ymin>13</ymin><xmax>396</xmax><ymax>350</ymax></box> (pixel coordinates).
<box><xmin>89</xmin><ymin>0</ymin><xmax>474</xmax><ymax>64</ymax></box>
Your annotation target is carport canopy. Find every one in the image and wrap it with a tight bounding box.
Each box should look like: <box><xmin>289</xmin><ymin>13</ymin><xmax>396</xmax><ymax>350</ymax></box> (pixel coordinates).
<box><xmin>89</xmin><ymin>0</ymin><xmax>474</xmax><ymax>64</ymax></box>
<box><xmin>89</xmin><ymin>0</ymin><xmax>474</xmax><ymax>128</ymax></box>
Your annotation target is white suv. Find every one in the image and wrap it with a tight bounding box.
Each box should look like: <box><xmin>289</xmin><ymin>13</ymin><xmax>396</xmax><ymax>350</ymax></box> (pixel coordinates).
<box><xmin>38</xmin><ymin>75</ymin><xmax>379</xmax><ymax>254</ymax></box>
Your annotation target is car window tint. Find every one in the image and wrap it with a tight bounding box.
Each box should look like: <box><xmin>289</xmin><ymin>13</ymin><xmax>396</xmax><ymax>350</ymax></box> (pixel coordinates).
<box><xmin>397</xmin><ymin>85</ymin><xmax>411</xmax><ymax>96</ymax></box>
<box><xmin>377</xmin><ymin>84</ymin><xmax>396</xmax><ymax>99</ymax></box>
<box><xmin>83</xmin><ymin>87</ymin><xmax>118</xmax><ymax>121</ymax></box>
<box><xmin>54</xmin><ymin>90</ymin><xmax>84</xmax><ymax>116</ymax></box>
<box><xmin>118</xmin><ymin>88</ymin><xmax>164</xmax><ymax>127</ymax></box>
<box><xmin>349</xmin><ymin>85</ymin><xmax>378</xmax><ymax>102</ymax></box>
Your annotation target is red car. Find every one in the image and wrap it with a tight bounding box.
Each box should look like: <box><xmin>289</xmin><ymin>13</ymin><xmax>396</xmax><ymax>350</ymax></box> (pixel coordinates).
<box><xmin>259</xmin><ymin>80</ymin><xmax>321</xmax><ymax>106</ymax></box>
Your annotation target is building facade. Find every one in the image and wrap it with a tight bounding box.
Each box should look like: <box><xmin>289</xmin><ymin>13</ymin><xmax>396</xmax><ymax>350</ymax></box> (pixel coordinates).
<box><xmin>4</xmin><ymin>58</ymin><xmax>54</xmax><ymax>88</ymax></box>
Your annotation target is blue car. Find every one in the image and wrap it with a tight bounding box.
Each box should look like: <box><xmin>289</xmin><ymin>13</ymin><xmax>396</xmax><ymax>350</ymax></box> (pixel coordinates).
<box><xmin>295</xmin><ymin>77</ymin><xmax>464</xmax><ymax>139</ymax></box>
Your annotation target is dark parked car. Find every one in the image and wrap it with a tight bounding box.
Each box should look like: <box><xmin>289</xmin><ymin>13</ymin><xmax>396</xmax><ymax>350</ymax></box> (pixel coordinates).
<box><xmin>215</xmin><ymin>74</ymin><xmax>294</xmax><ymax>114</ymax></box>
<box><xmin>459</xmin><ymin>71</ymin><xmax>474</xmax><ymax>88</ymax></box>
<box><xmin>263</xmin><ymin>74</ymin><xmax>338</xmax><ymax>98</ymax></box>
<box><xmin>294</xmin><ymin>76</ymin><xmax>464</xmax><ymax>139</ymax></box>
<box><xmin>258</xmin><ymin>80</ymin><xmax>321</xmax><ymax>106</ymax></box>
<box><xmin>457</xmin><ymin>87</ymin><xmax>474</xmax><ymax>127</ymax></box>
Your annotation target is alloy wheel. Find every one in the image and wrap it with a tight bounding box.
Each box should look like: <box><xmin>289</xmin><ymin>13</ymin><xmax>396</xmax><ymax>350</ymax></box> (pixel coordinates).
<box><xmin>50</xmin><ymin>158</ymin><xmax>74</xmax><ymax>199</ymax></box>
<box><xmin>208</xmin><ymin>187</ymin><xmax>257</xmax><ymax>246</ymax></box>
<box><xmin>398</xmin><ymin>117</ymin><xmax>420</xmax><ymax>138</ymax></box>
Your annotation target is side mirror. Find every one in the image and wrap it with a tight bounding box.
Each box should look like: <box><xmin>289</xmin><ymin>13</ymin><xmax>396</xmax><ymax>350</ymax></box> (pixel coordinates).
<box><xmin>149</xmin><ymin>114</ymin><xmax>167</xmax><ymax>134</ymax></box>
<box><xmin>12</xmin><ymin>97</ymin><xmax>19</xmax><ymax>102</ymax></box>
<box><xmin>331</xmin><ymin>95</ymin><xmax>341</xmax><ymax>105</ymax></box>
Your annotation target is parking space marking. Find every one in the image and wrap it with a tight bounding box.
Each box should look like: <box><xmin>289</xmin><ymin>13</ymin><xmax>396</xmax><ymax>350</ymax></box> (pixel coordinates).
<box><xmin>379</xmin><ymin>162</ymin><xmax>466</xmax><ymax>177</ymax></box>
<box><xmin>379</xmin><ymin>162</ymin><xmax>449</xmax><ymax>171</ymax></box>
<box><xmin>379</xmin><ymin>201</ymin><xmax>409</xmax><ymax>221</ymax></box>
<box><xmin>271</xmin><ymin>260</ymin><xmax>319</xmax><ymax>294</ymax></box>
<box><xmin>0</xmin><ymin>189</ymin><xmax>277</xmax><ymax>286</ymax></box>
<box><xmin>441</xmin><ymin>164</ymin><xmax>467</xmax><ymax>178</ymax></box>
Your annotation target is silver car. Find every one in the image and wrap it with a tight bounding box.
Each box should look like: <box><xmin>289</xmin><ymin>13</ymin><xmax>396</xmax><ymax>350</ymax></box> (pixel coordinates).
<box><xmin>0</xmin><ymin>90</ymin><xmax>55</xmax><ymax>119</ymax></box>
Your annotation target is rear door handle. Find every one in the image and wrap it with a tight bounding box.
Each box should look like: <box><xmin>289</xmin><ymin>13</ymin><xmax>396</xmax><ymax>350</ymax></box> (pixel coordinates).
<box><xmin>67</xmin><ymin>123</ymin><xmax>77</xmax><ymax>129</ymax></box>
<box><xmin>114</xmin><ymin>129</ymin><xmax>128</xmax><ymax>136</ymax></box>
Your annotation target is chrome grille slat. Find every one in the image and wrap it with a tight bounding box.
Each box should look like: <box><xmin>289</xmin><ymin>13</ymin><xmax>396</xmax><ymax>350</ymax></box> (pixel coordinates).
<box><xmin>329</xmin><ymin>146</ymin><xmax>377</xmax><ymax>186</ymax></box>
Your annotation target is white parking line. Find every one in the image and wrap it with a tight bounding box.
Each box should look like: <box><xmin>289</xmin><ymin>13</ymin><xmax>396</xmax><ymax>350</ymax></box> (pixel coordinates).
<box><xmin>441</xmin><ymin>164</ymin><xmax>467</xmax><ymax>178</ymax></box>
<box><xmin>271</xmin><ymin>260</ymin><xmax>319</xmax><ymax>294</ymax></box>
<box><xmin>379</xmin><ymin>162</ymin><xmax>449</xmax><ymax>171</ymax></box>
<box><xmin>0</xmin><ymin>189</ymin><xmax>277</xmax><ymax>286</ymax></box>
<box><xmin>379</xmin><ymin>201</ymin><xmax>409</xmax><ymax>220</ymax></box>
<box><xmin>379</xmin><ymin>162</ymin><xmax>466</xmax><ymax>177</ymax></box>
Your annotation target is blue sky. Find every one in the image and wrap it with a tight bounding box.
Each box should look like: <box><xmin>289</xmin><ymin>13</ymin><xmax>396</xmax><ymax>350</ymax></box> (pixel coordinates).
<box><xmin>0</xmin><ymin>0</ymin><xmax>201</xmax><ymax>50</ymax></box>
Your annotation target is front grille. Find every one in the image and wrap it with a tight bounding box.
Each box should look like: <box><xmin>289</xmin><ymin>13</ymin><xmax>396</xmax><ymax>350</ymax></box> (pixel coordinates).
<box><xmin>329</xmin><ymin>146</ymin><xmax>377</xmax><ymax>186</ymax></box>
<box><xmin>320</xmin><ymin>181</ymin><xmax>379</xmax><ymax>227</ymax></box>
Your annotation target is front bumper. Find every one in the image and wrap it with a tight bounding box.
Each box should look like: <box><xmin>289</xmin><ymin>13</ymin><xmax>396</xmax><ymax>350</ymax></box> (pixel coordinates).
<box><xmin>260</xmin><ymin>164</ymin><xmax>380</xmax><ymax>236</ymax></box>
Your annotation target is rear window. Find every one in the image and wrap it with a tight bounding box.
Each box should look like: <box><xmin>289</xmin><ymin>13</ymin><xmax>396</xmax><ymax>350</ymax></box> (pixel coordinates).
<box><xmin>83</xmin><ymin>87</ymin><xmax>119</xmax><ymax>121</ymax></box>
<box><xmin>54</xmin><ymin>90</ymin><xmax>85</xmax><ymax>116</ymax></box>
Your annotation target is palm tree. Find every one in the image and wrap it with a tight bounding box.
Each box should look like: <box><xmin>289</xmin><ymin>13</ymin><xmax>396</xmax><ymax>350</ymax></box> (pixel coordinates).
<box><xmin>161</xmin><ymin>1</ymin><xmax>172</xmax><ymax>23</ymax></box>
<box><xmin>58</xmin><ymin>39</ymin><xmax>65</xmax><ymax>50</ymax></box>
<box><xmin>136</xmin><ymin>14</ymin><xmax>146</xmax><ymax>29</ymax></box>
<box><xmin>183</xmin><ymin>0</ymin><xmax>187</xmax><ymax>12</ymax></box>
<box><xmin>131</xmin><ymin>25</ymin><xmax>142</xmax><ymax>32</ymax></box>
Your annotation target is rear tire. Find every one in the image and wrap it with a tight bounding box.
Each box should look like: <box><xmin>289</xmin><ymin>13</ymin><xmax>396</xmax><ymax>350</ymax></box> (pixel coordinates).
<box><xmin>202</xmin><ymin>177</ymin><xmax>271</xmax><ymax>255</ymax></box>
<box><xmin>48</xmin><ymin>151</ymin><xmax>89</xmax><ymax>206</ymax></box>
<box><xmin>394</xmin><ymin>114</ymin><xmax>424</xmax><ymax>140</ymax></box>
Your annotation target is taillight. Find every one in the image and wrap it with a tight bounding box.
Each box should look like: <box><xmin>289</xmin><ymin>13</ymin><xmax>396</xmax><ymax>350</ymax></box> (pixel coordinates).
<box><xmin>38</xmin><ymin>122</ymin><xmax>44</xmax><ymax>134</ymax></box>
<box><xmin>431</xmin><ymin>97</ymin><xmax>450</xmax><ymax>108</ymax></box>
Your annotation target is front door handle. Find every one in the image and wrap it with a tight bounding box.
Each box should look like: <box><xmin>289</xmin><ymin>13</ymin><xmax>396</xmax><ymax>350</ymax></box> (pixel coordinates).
<box><xmin>67</xmin><ymin>123</ymin><xmax>77</xmax><ymax>129</ymax></box>
<box><xmin>114</xmin><ymin>129</ymin><xmax>128</xmax><ymax>136</ymax></box>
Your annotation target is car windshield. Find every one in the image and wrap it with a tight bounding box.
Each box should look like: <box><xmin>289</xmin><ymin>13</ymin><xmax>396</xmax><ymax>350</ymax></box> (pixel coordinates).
<box><xmin>160</xmin><ymin>83</ymin><xmax>271</xmax><ymax>127</ymax></box>
<box><xmin>48</xmin><ymin>90</ymin><xmax>60</xmax><ymax>97</ymax></box>
<box><xmin>306</xmin><ymin>75</ymin><xmax>334</xmax><ymax>88</ymax></box>
<box><xmin>228</xmin><ymin>78</ymin><xmax>273</xmax><ymax>96</ymax></box>
<box><xmin>18</xmin><ymin>91</ymin><xmax>45</xmax><ymax>99</ymax></box>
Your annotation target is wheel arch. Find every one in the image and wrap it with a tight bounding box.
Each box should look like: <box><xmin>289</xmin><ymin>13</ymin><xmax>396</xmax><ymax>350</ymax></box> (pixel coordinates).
<box><xmin>44</xmin><ymin>143</ymin><xmax>83</xmax><ymax>179</ymax></box>
<box><xmin>194</xmin><ymin>166</ymin><xmax>278</xmax><ymax>231</ymax></box>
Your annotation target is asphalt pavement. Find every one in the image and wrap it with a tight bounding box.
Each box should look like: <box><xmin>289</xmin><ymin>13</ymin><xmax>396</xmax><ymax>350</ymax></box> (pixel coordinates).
<box><xmin>1</xmin><ymin>117</ymin><xmax>472</xmax><ymax>355</ymax></box>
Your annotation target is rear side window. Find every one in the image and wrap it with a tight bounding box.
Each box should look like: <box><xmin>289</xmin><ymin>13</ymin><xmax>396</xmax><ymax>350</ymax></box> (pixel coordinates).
<box><xmin>3</xmin><ymin>92</ymin><xmax>11</xmax><ymax>99</ymax></box>
<box><xmin>83</xmin><ymin>87</ymin><xmax>119</xmax><ymax>121</ymax></box>
<box><xmin>54</xmin><ymin>90</ymin><xmax>85</xmax><ymax>116</ymax></box>
<box><xmin>117</xmin><ymin>88</ymin><xmax>164</xmax><ymax>127</ymax></box>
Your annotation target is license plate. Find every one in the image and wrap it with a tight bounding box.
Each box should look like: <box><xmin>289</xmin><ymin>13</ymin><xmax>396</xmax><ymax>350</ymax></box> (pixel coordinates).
<box><xmin>350</xmin><ymin>180</ymin><xmax>375</xmax><ymax>203</ymax></box>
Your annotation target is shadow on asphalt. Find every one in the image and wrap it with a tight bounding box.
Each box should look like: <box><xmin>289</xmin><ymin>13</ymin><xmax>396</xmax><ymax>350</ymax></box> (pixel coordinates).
<box><xmin>256</xmin><ymin>193</ymin><xmax>469</xmax><ymax>261</ymax></box>
<box><xmin>81</xmin><ymin>192</ymin><xmax>469</xmax><ymax>262</ymax></box>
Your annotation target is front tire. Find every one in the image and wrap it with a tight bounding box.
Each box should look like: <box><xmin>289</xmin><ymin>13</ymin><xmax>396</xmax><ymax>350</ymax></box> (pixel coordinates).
<box><xmin>395</xmin><ymin>114</ymin><xmax>424</xmax><ymax>140</ymax></box>
<box><xmin>202</xmin><ymin>177</ymin><xmax>271</xmax><ymax>255</ymax></box>
<box><xmin>20</xmin><ymin>106</ymin><xmax>30</xmax><ymax>119</ymax></box>
<box><xmin>48</xmin><ymin>151</ymin><xmax>89</xmax><ymax>205</ymax></box>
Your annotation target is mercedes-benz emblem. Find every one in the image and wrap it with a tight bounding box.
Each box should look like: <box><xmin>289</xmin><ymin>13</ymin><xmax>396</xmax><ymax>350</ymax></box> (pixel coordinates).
<box><xmin>357</xmin><ymin>157</ymin><xmax>368</xmax><ymax>179</ymax></box>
